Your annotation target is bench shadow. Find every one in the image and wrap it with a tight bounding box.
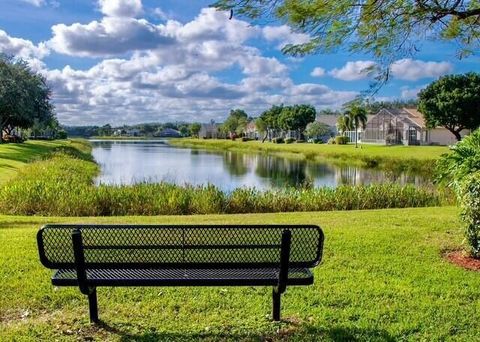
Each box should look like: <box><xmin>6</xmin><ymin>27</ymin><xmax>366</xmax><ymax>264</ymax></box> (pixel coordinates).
<box><xmin>95</xmin><ymin>320</ymin><xmax>397</xmax><ymax>341</ymax></box>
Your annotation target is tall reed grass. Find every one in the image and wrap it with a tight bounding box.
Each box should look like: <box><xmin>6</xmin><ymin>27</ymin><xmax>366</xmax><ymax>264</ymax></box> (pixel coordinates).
<box><xmin>0</xmin><ymin>152</ymin><xmax>452</xmax><ymax>216</ymax></box>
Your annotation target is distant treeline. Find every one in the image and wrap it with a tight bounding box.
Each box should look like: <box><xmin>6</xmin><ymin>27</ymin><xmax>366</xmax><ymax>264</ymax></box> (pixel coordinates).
<box><xmin>64</xmin><ymin>99</ymin><xmax>419</xmax><ymax>138</ymax></box>
<box><xmin>64</xmin><ymin>122</ymin><xmax>191</xmax><ymax>137</ymax></box>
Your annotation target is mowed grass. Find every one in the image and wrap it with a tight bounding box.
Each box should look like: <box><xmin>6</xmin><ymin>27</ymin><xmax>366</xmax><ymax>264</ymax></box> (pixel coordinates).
<box><xmin>170</xmin><ymin>139</ymin><xmax>450</xmax><ymax>174</ymax></box>
<box><xmin>0</xmin><ymin>139</ymin><xmax>90</xmax><ymax>184</ymax></box>
<box><xmin>1</xmin><ymin>207</ymin><xmax>479</xmax><ymax>341</ymax></box>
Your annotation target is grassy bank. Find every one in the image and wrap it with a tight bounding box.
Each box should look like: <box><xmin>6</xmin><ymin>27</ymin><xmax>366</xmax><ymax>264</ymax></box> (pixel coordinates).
<box><xmin>170</xmin><ymin>139</ymin><xmax>449</xmax><ymax>175</ymax></box>
<box><xmin>0</xmin><ymin>139</ymin><xmax>91</xmax><ymax>184</ymax></box>
<box><xmin>89</xmin><ymin>136</ymin><xmax>165</xmax><ymax>140</ymax></box>
<box><xmin>1</xmin><ymin>207</ymin><xmax>479</xmax><ymax>340</ymax></box>
<box><xmin>0</xmin><ymin>149</ymin><xmax>451</xmax><ymax>216</ymax></box>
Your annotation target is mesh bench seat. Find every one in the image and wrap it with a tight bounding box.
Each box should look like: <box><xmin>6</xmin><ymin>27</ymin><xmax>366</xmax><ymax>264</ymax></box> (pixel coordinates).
<box><xmin>52</xmin><ymin>267</ymin><xmax>314</xmax><ymax>287</ymax></box>
<box><xmin>38</xmin><ymin>224</ymin><xmax>324</xmax><ymax>323</ymax></box>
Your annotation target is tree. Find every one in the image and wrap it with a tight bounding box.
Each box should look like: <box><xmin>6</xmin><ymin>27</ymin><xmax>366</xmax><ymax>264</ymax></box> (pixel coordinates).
<box><xmin>222</xmin><ymin>109</ymin><xmax>248</xmax><ymax>137</ymax></box>
<box><xmin>344</xmin><ymin>102</ymin><xmax>368</xmax><ymax>148</ymax></box>
<box><xmin>179</xmin><ymin>125</ymin><xmax>189</xmax><ymax>137</ymax></box>
<box><xmin>259</xmin><ymin>105</ymin><xmax>283</xmax><ymax>141</ymax></box>
<box><xmin>0</xmin><ymin>55</ymin><xmax>54</xmax><ymax>142</ymax></box>
<box><xmin>189</xmin><ymin>122</ymin><xmax>201</xmax><ymax>138</ymax></box>
<box><xmin>418</xmin><ymin>73</ymin><xmax>480</xmax><ymax>141</ymax></box>
<box><xmin>255</xmin><ymin>117</ymin><xmax>267</xmax><ymax>141</ymax></box>
<box><xmin>214</xmin><ymin>1</ymin><xmax>479</xmax><ymax>85</ymax></box>
<box><xmin>278</xmin><ymin>104</ymin><xmax>316</xmax><ymax>138</ymax></box>
<box><xmin>337</xmin><ymin>115</ymin><xmax>352</xmax><ymax>135</ymax></box>
<box><xmin>305</xmin><ymin>121</ymin><xmax>332</xmax><ymax>140</ymax></box>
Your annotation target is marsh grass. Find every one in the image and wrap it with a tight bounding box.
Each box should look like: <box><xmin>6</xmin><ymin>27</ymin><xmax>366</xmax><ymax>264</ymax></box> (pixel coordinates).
<box><xmin>0</xmin><ymin>151</ymin><xmax>452</xmax><ymax>216</ymax></box>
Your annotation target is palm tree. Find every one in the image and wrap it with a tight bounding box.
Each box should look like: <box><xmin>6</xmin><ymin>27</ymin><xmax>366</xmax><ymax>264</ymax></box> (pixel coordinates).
<box><xmin>345</xmin><ymin>104</ymin><xmax>368</xmax><ymax>148</ymax></box>
<box><xmin>336</xmin><ymin>115</ymin><xmax>352</xmax><ymax>136</ymax></box>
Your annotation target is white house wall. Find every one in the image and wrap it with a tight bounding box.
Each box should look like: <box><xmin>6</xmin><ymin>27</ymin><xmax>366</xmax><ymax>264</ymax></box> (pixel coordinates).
<box><xmin>428</xmin><ymin>128</ymin><xmax>470</xmax><ymax>145</ymax></box>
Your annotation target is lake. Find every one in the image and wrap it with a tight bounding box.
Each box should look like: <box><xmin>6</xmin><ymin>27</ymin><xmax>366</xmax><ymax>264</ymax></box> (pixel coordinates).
<box><xmin>90</xmin><ymin>140</ymin><xmax>429</xmax><ymax>191</ymax></box>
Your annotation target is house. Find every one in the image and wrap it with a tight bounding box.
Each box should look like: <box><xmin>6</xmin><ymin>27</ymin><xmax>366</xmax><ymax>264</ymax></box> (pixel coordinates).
<box><xmin>126</xmin><ymin>129</ymin><xmax>141</xmax><ymax>137</ymax></box>
<box><xmin>244</xmin><ymin>121</ymin><xmax>259</xmax><ymax>140</ymax></box>
<box><xmin>157</xmin><ymin>128</ymin><xmax>181</xmax><ymax>138</ymax></box>
<box><xmin>199</xmin><ymin>123</ymin><xmax>221</xmax><ymax>139</ymax></box>
<box><xmin>362</xmin><ymin>108</ymin><xmax>469</xmax><ymax>145</ymax></box>
<box><xmin>316</xmin><ymin>114</ymin><xmax>342</xmax><ymax>135</ymax></box>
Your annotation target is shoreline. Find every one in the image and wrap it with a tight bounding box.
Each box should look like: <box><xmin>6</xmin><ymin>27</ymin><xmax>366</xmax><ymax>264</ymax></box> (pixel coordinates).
<box><xmin>169</xmin><ymin>138</ymin><xmax>449</xmax><ymax>175</ymax></box>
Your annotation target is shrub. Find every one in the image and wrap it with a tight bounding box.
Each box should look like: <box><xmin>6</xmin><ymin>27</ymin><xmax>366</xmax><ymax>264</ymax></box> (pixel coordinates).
<box><xmin>272</xmin><ymin>137</ymin><xmax>284</xmax><ymax>144</ymax></box>
<box><xmin>285</xmin><ymin>137</ymin><xmax>295</xmax><ymax>144</ymax></box>
<box><xmin>437</xmin><ymin>129</ymin><xmax>480</xmax><ymax>258</ymax></box>
<box><xmin>296</xmin><ymin>139</ymin><xmax>306</xmax><ymax>143</ymax></box>
<box><xmin>241</xmin><ymin>137</ymin><xmax>252</xmax><ymax>142</ymax></box>
<box><xmin>460</xmin><ymin>172</ymin><xmax>480</xmax><ymax>258</ymax></box>
<box><xmin>335</xmin><ymin>136</ymin><xmax>350</xmax><ymax>145</ymax></box>
<box><xmin>327</xmin><ymin>137</ymin><xmax>336</xmax><ymax>144</ymax></box>
<box><xmin>314</xmin><ymin>139</ymin><xmax>323</xmax><ymax>144</ymax></box>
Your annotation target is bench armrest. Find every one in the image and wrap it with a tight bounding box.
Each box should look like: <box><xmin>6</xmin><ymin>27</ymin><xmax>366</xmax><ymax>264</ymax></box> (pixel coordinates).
<box><xmin>72</xmin><ymin>229</ymin><xmax>92</xmax><ymax>295</ymax></box>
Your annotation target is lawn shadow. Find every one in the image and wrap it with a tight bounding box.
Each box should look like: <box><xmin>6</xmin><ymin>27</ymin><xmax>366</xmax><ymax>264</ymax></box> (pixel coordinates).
<box><xmin>94</xmin><ymin>320</ymin><xmax>397</xmax><ymax>341</ymax></box>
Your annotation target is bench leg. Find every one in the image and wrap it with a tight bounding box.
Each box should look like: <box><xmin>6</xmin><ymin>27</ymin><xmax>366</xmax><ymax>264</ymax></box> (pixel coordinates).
<box><xmin>272</xmin><ymin>288</ymin><xmax>281</xmax><ymax>321</ymax></box>
<box><xmin>88</xmin><ymin>288</ymin><xmax>99</xmax><ymax>323</ymax></box>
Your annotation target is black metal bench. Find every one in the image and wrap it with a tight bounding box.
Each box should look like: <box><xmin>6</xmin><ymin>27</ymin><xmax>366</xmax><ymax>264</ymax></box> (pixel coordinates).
<box><xmin>37</xmin><ymin>224</ymin><xmax>324</xmax><ymax>323</ymax></box>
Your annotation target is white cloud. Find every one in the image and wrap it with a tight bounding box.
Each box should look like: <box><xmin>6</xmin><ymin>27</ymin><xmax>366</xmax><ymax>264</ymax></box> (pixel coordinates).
<box><xmin>400</xmin><ymin>85</ymin><xmax>426</xmax><ymax>99</ymax></box>
<box><xmin>329</xmin><ymin>61</ymin><xmax>378</xmax><ymax>81</ymax></box>
<box><xmin>0</xmin><ymin>30</ymin><xmax>49</xmax><ymax>60</ymax></box>
<box><xmin>20</xmin><ymin>0</ymin><xmax>45</xmax><ymax>6</ymax></box>
<box><xmin>0</xmin><ymin>5</ymin><xmax>356</xmax><ymax>125</ymax></box>
<box><xmin>153</xmin><ymin>7</ymin><xmax>169</xmax><ymax>20</ymax></box>
<box><xmin>177</xmin><ymin>8</ymin><xmax>257</xmax><ymax>44</ymax></box>
<box><xmin>390</xmin><ymin>59</ymin><xmax>453</xmax><ymax>81</ymax></box>
<box><xmin>48</xmin><ymin>18</ymin><xmax>174</xmax><ymax>57</ymax></box>
<box><xmin>310</xmin><ymin>67</ymin><xmax>325</xmax><ymax>77</ymax></box>
<box><xmin>98</xmin><ymin>0</ymin><xmax>142</xmax><ymax>18</ymax></box>
<box><xmin>262</xmin><ymin>25</ymin><xmax>309</xmax><ymax>49</ymax></box>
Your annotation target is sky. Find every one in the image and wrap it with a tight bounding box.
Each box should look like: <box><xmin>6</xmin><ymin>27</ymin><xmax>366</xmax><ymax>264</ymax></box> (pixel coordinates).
<box><xmin>0</xmin><ymin>0</ymin><xmax>478</xmax><ymax>126</ymax></box>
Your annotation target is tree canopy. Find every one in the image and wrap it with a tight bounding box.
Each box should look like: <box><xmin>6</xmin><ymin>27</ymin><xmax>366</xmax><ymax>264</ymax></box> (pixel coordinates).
<box><xmin>189</xmin><ymin>122</ymin><xmax>201</xmax><ymax>137</ymax></box>
<box><xmin>222</xmin><ymin>109</ymin><xmax>249</xmax><ymax>137</ymax></box>
<box><xmin>0</xmin><ymin>55</ymin><xmax>55</xmax><ymax>142</ymax></box>
<box><xmin>278</xmin><ymin>104</ymin><xmax>316</xmax><ymax>134</ymax></box>
<box><xmin>305</xmin><ymin>121</ymin><xmax>331</xmax><ymax>139</ymax></box>
<box><xmin>214</xmin><ymin>0</ymin><xmax>479</xmax><ymax>82</ymax></box>
<box><xmin>418</xmin><ymin>72</ymin><xmax>480</xmax><ymax>141</ymax></box>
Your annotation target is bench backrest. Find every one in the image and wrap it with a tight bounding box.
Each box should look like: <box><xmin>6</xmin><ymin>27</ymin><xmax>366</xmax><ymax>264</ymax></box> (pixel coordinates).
<box><xmin>37</xmin><ymin>224</ymin><xmax>324</xmax><ymax>269</ymax></box>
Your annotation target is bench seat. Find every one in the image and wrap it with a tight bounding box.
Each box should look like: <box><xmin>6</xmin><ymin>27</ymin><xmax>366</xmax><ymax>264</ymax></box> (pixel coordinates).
<box><xmin>52</xmin><ymin>267</ymin><xmax>314</xmax><ymax>287</ymax></box>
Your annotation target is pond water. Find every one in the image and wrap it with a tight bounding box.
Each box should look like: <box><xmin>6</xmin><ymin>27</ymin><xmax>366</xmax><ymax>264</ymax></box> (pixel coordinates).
<box><xmin>90</xmin><ymin>140</ymin><xmax>429</xmax><ymax>191</ymax></box>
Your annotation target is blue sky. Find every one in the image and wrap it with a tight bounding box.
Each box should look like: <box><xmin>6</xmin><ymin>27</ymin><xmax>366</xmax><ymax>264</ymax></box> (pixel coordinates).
<box><xmin>0</xmin><ymin>0</ymin><xmax>478</xmax><ymax>125</ymax></box>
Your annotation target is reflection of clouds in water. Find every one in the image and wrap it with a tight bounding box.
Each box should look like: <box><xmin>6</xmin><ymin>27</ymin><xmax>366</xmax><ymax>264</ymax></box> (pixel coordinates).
<box><xmin>90</xmin><ymin>140</ymin><xmax>430</xmax><ymax>191</ymax></box>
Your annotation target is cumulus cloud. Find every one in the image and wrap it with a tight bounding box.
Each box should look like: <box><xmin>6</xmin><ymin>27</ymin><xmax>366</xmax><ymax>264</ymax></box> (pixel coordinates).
<box><xmin>98</xmin><ymin>0</ymin><xmax>142</xmax><ymax>18</ymax></box>
<box><xmin>262</xmin><ymin>25</ymin><xmax>309</xmax><ymax>49</ymax></box>
<box><xmin>2</xmin><ymin>5</ymin><xmax>357</xmax><ymax>125</ymax></box>
<box><xmin>48</xmin><ymin>18</ymin><xmax>174</xmax><ymax>57</ymax></box>
<box><xmin>329</xmin><ymin>61</ymin><xmax>378</xmax><ymax>81</ymax></box>
<box><xmin>310</xmin><ymin>67</ymin><xmax>325</xmax><ymax>77</ymax></box>
<box><xmin>390</xmin><ymin>58</ymin><xmax>453</xmax><ymax>81</ymax></box>
<box><xmin>0</xmin><ymin>30</ymin><xmax>49</xmax><ymax>60</ymax></box>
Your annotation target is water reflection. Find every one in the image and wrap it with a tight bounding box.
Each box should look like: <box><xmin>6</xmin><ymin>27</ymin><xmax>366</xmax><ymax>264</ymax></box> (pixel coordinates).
<box><xmin>90</xmin><ymin>140</ymin><xmax>430</xmax><ymax>191</ymax></box>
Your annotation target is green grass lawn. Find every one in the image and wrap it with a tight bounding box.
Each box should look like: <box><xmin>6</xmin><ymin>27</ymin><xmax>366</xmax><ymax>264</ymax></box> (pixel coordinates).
<box><xmin>1</xmin><ymin>207</ymin><xmax>479</xmax><ymax>341</ymax></box>
<box><xmin>0</xmin><ymin>140</ymin><xmax>86</xmax><ymax>185</ymax></box>
<box><xmin>170</xmin><ymin>139</ymin><xmax>450</xmax><ymax>174</ymax></box>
